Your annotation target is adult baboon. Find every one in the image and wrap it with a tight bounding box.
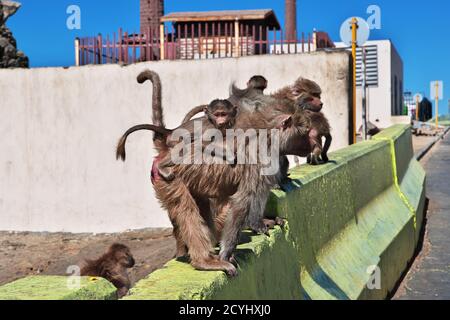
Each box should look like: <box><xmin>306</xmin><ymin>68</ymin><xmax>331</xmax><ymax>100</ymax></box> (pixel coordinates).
<box><xmin>117</xmin><ymin>70</ymin><xmax>310</xmax><ymax>275</ymax></box>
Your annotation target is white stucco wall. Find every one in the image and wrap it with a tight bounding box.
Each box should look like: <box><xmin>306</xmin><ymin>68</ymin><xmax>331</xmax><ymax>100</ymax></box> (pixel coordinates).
<box><xmin>0</xmin><ymin>51</ymin><xmax>351</xmax><ymax>233</ymax></box>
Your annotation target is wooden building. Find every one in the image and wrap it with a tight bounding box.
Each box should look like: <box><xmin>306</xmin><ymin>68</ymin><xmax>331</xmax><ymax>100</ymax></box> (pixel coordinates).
<box><xmin>160</xmin><ymin>9</ymin><xmax>281</xmax><ymax>59</ymax></box>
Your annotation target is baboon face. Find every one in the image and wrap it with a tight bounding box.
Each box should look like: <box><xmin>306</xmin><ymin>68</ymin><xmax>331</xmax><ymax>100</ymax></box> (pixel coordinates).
<box><xmin>296</xmin><ymin>93</ymin><xmax>323</xmax><ymax>112</ymax></box>
<box><xmin>206</xmin><ymin>100</ymin><xmax>237</xmax><ymax>129</ymax></box>
<box><xmin>110</xmin><ymin>244</ymin><xmax>135</xmax><ymax>267</ymax></box>
<box><xmin>247</xmin><ymin>76</ymin><xmax>268</xmax><ymax>91</ymax></box>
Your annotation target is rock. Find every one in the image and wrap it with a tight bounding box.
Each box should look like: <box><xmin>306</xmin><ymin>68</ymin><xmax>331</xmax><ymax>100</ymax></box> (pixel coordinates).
<box><xmin>0</xmin><ymin>1</ymin><xmax>28</xmax><ymax>68</ymax></box>
<box><xmin>0</xmin><ymin>1</ymin><xmax>21</xmax><ymax>24</ymax></box>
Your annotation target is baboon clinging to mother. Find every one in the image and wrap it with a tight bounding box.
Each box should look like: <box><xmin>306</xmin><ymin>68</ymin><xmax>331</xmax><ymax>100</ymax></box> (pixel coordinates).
<box><xmin>117</xmin><ymin>70</ymin><xmax>313</xmax><ymax>276</ymax></box>
<box><xmin>117</xmin><ymin>98</ymin><xmax>237</xmax><ymax>182</ymax></box>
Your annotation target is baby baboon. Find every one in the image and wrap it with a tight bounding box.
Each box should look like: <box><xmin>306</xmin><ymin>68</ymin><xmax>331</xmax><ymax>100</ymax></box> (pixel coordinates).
<box><xmin>268</xmin><ymin>78</ymin><xmax>332</xmax><ymax>165</ymax></box>
<box><xmin>182</xmin><ymin>75</ymin><xmax>269</xmax><ymax>124</ymax></box>
<box><xmin>80</xmin><ymin>243</ymin><xmax>135</xmax><ymax>298</ymax></box>
<box><xmin>272</xmin><ymin>77</ymin><xmax>322</xmax><ymax>103</ymax></box>
<box><xmin>117</xmin><ymin>99</ymin><xmax>237</xmax><ymax>181</ymax></box>
<box><xmin>295</xmin><ymin>92</ymin><xmax>332</xmax><ymax>165</ymax></box>
<box><xmin>228</xmin><ymin>75</ymin><xmax>269</xmax><ymax>110</ymax></box>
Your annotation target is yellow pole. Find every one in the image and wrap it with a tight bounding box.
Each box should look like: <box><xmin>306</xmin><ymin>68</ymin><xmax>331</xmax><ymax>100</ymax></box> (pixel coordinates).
<box><xmin>351</xmin><ymin>18</ymin><xmax>358</xmax><ymax>144</ymax></box>
<box><xmin>415</xmin><ymin>95</ymin><xmax>420</xmax><ymax>121</ymax></box>
<box><xmin>435</xmin><ymin>82</ymin><xmax>439</xmax><ymax>128</ymax></box>
<box><xmin>160</xmin><ymin>24</ymin><xmax>165</xmax><ymax>60</ymax></box>
<box><xmin>234</xmin><ymin>19</ymin><xmax>240</xmax><ymax>57</ymax></box>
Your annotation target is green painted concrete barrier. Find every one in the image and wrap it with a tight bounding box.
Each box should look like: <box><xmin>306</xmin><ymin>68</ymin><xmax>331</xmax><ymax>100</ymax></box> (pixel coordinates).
<box><xmin>0</xmin><ymin>124</ymin><xmax>425</xmax><ymax>300</ymax></box>
<box><xmin>0</xmin><ymin>276</ymin><xmax>117</xmax><ymax>300</ymax></box>
<box><xmin>123</xmin><ymin>124</ymin><xmax>425</xmax><ymax>300</ymax></box>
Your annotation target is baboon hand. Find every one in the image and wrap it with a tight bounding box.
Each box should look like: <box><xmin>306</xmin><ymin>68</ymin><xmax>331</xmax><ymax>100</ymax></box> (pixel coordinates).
<box><xmin>249</xmin><ymin>219</ymin><xmax>270</xmax><ymax>236</ymax></box>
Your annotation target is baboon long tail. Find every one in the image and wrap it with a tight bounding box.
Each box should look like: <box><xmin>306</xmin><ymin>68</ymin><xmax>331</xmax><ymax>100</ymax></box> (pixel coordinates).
<box><xmin>137</xmin><ymin>70</ymin><xmax>165</xmax><ymax>128</ymax></box>
<box><xmin>230</xmin><ymin>82</ymin><xmax>250</xmax><ymax>99</ymax></box>
<box><xmin>181</xmin><ymin>105</ymin><xmax>208</xmax><ymax>124</ymax></box>
<box><xmin>116</xmin><ymin>124</ymin><xmax>172</xmax><ymax>161</ymax></box>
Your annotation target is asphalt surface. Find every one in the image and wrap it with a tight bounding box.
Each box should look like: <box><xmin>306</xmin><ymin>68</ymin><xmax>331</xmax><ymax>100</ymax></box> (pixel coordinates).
<box><xmin>394</xmin><ymin>132</ymin><xmax>450</xmax><ymax>299</ymax></box>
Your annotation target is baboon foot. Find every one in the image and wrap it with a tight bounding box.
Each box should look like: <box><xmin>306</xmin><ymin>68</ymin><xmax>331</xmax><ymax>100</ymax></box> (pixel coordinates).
<box><xmin>117</xmin><ymin>287</ymin><xmax>129</xmax><ymax>299</ymax></box>
<box><xmin>191</xmin><ymin>256</ymin><xmax>237</xmax><ymax>277</ymax></box>
<box><xmin>263</xmin><ymin>217</ymin><xmax>286</xmax><ymax>229</ymax></box>
<box><xmin>249</xmin><ymin>219</ymin><xmax>270</xmax><ymax>236</ymax></box>
<box><xmin>175</xmin><ymin>244</ymin><xmax>188</xmax><ymax>259</ymax></box>
<box><xmin>309</xmin><ymin>154</ymin><xmax>321</xmax><ymax>165</ymax></box>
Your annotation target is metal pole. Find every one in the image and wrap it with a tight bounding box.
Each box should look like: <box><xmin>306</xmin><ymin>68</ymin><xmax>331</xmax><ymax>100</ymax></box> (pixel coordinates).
<box><xmin>435</xmin><ymin>82</ymin><xmax>439</xmax><ymax>128</ymax></box>
<box><xmin>361</xmin><ymin>47</ymin><xmax>367</xmax><ymax>140</ymax></box>
<box><xmin>160</xmin><ymin>24</ymin><xmax>165</xmax><ymax>60</ymax></box>
<box><xmin>351</xmin><ymin>18</ymin><xmax>358</xmax><ymax>144</ymax></box>
<box><xmin>415</xmin><ymin>95</ymin><xmax>420</xmax><ymax>121</ymax></box>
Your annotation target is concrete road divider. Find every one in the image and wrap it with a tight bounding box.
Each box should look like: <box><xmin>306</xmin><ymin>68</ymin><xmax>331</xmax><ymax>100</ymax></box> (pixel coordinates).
<box><xmin>0</xmin><ymin>276</ymin><xmax>117</xmax><ymax>300</ymax></box>
<box><xmin>0</xmin><ymin>124</ymin><xmax>425</xmax><ymax>300</ymax></box>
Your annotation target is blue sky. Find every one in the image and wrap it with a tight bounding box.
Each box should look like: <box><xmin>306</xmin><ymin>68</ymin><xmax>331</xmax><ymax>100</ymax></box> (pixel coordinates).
<box><xmin>7</xmin><ymin>0</ymin><xmax>450</xmax><ymax>115</ymax></box>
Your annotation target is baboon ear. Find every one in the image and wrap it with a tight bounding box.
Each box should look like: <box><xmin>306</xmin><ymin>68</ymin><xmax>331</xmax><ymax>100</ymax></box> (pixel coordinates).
<box><xmin>203</xmin><ymin>106</ymin><xmax>208</xmax><ymax>113</ymax></box>
<box><xmin>280</xmin><ymin>115</ymin><xmax>293</xmax><ymax>129</ymax></box>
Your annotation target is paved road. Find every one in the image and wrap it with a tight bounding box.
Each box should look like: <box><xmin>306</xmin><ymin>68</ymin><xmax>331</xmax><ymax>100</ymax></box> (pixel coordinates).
<box><xmin>394</xmin><ymin>132</ymin><xmax>450</xmax><ymax>299</ymax></box>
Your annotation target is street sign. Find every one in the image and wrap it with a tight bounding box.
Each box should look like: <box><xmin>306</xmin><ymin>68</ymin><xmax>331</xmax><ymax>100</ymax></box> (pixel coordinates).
<box><xmin>430</xmin><ymin>81</ymin><xmax>443</xmax><ymax>100</ymax></box>
<box><xmin>340</xmin><ymin>17</ymin><xmax>370</xmax><ymax>47</ymax></box>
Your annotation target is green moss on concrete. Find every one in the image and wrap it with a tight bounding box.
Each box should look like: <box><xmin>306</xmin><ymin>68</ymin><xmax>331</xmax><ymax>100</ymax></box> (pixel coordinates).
<box><xmin>0</xmin><ymin>276</ymin><xmax>117</xmax><ymax>300</ymax></box>
<box><xmin>374</xmin><ymin>124</ymin><xmax>426</xmax><ymax>243</ymax></box>
<box><xmin>124</xmin><ymin>124</ymin><xmax>425</xmax><ymax>300</ymax></box>
<box><xmin>1</xmin><ymin>125</ymin><xmax>425</xmax><ymax>300</ymax></box>
<box><xmin>124</xmin><ymin>227</ymin><xmax>301</xmax><ymax>300</ymax></box>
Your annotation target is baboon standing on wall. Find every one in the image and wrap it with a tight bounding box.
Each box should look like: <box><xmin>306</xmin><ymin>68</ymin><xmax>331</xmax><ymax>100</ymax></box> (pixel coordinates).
<box><xmin>117</xmin><ymin>70</ymin><xmax>311</xmax><ymax>276</ymax></box>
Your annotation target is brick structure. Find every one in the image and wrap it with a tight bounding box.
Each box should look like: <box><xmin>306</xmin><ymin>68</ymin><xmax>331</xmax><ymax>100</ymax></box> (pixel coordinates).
<box><xmin>140</xmin><ymin>0</ymin><xmax>164</xmax><ymax>36</ymax></box>
<box><xmin>285</xmin><ymin>0</ymin><xmax>297</xmax><ymax>42</ymax></box>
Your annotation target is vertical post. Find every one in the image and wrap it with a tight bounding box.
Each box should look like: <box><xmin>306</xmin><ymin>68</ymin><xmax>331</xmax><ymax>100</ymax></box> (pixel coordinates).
<box><xmin>415</xmin><ymin>95</ymin><xmax>420</xmax><ymax>121</ymax></box>
<box><xmin>98</xmin><ymin>34</ymin><xmax>103</xmax><ymax>64</ymax></box>
<box><xmin>118</xmin><ymin>28</ymin><xmax>123</xmax><ymax>63</ymax></box>
<box><xmin>312</xmin><ymin>31</ymin><xmax>317</xmax><ymax>51</ymax></box>
<box><xmin>351</xmin><ymin>17</ymin><xmax>358</xmax><ymax>144</ymax></box>
<box><xmin>74</xmin><ymin>38</ymin><xmax>80</xmax><ymax>66</ymax></box>
<box><xmin>361</xmin><ymin>47</ymin><xmax>367</xmax><ymax>140</ymax></box>
<box><xmin>160</xmin><ymin>24</ymin><xmax>165</xmax><ymax>60</ymax></box>
<box><xmin>435</xmin><ymin>82</ymin><xmax>439</xmax><ymax>128</ymax></box>
<box><xmin>234</xmin><ymin>19</ymin><xmax>240</xmax><ymax>57</ymax></box>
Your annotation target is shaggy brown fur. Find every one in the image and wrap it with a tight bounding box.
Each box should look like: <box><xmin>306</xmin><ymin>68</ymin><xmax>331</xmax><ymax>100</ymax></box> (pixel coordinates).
<box><xmin>80</xmin><ymin>243</ymin><xmax>135</xmax><ymax>298</ymax></box>
<box><xmin>117</xmin><ymin>75</ymin><xmax>309</xmax><ymax>276</ymax></box>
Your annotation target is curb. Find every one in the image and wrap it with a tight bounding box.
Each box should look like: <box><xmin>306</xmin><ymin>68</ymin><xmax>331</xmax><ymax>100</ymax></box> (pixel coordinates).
<box><xmin>415</xmin><ymin>126</ymin><xmax>450</xmax><ymax>161</ymax></box>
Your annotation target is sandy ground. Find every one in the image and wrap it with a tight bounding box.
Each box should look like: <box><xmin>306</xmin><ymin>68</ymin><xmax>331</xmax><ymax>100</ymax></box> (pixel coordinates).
<box><xmin>0</xmin><ymin>228</ymin><xmax>175</xmax><ymax>287</ymax></box>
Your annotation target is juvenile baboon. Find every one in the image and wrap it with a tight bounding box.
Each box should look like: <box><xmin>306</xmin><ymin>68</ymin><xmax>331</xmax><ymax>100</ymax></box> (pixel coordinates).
<box><xmin>267</xmin><ymin>77</ymin><xmax>333</xmax><ymax>165</ymax></box>
<box><xmin>294</xmin><ymin>92</ymin><xmax>332</xmax><ymax>165</ymax></box>
<box><xmin>272</xmin><ymin>77</ymin><xmax>322</xmax><ymax>103</ymax></box>
<box><xmin>181</xmin><ymin>75</ymin><xmax>268</xmax><ymax>124</ymax></box>
<box><xmin>80</xmin><ymin>243</ymin><xmax>135</xmax><ymax>298</ymax></box>
<box><xmin>117</xmin><ymin>99</ymin><xmax>237</xmax><ymax>181</ymax></box>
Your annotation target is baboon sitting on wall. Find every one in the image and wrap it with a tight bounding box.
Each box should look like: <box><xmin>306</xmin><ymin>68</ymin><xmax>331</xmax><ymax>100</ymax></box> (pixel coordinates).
<box><xmin>80</xmin><ymin>243</ymin><xmax>135</xmax><ymax>298</ymax></box>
